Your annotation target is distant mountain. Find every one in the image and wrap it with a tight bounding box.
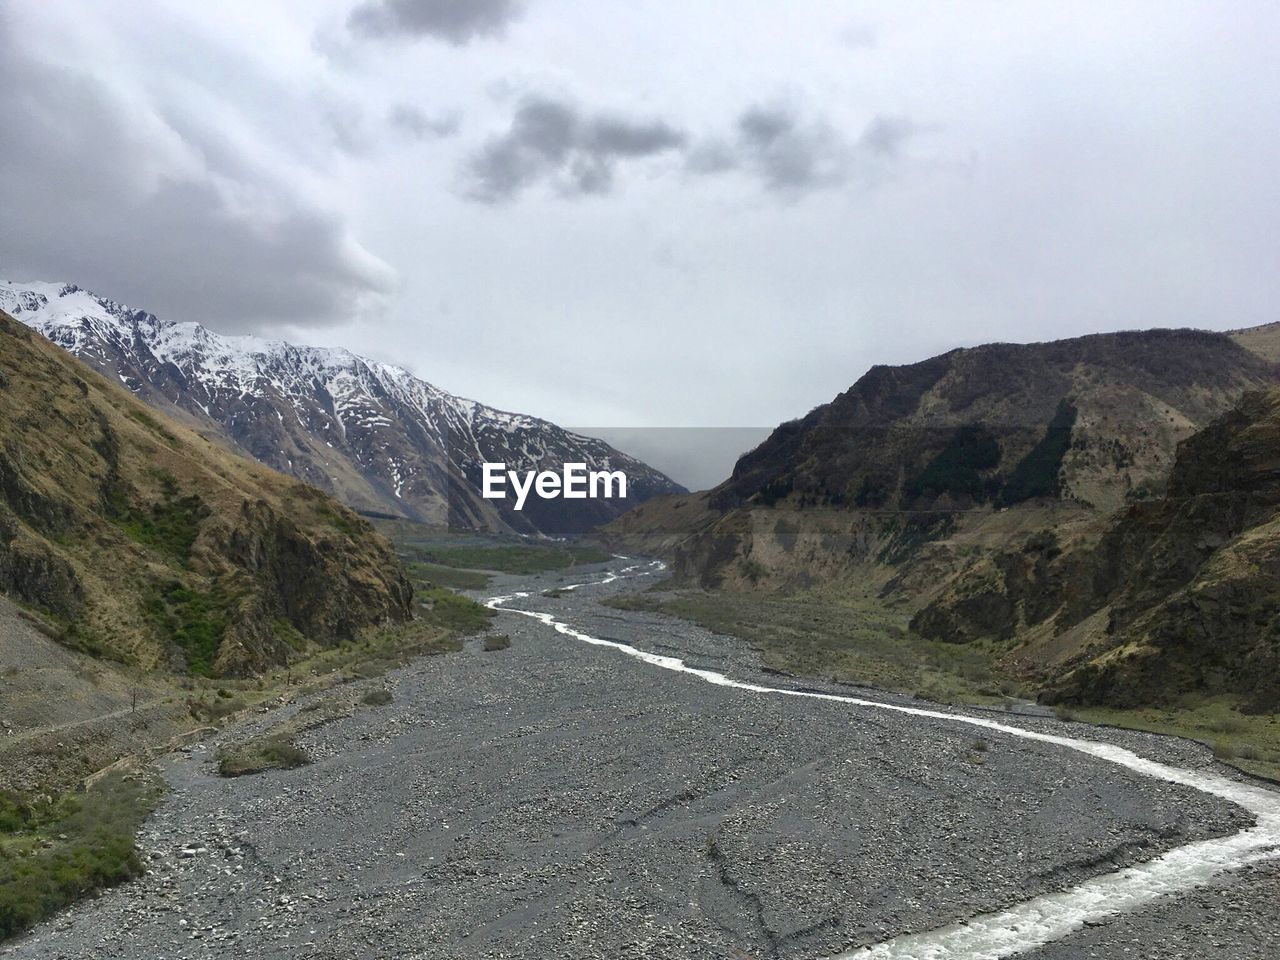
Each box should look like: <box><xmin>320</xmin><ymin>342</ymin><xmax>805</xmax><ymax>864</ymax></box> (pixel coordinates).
<box><xmin>1</xmin><ymin>281</ymin><xmax>683</xmax><ymax>535</ymax></box>
<box><xmin>0</xmin><ymin>307</ymin><xmax>410</xmax><ymax>676</ymax></box>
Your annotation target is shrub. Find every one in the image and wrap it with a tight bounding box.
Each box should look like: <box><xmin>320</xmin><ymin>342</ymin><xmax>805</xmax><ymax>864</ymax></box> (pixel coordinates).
<box><xmin>417</xmin><ymin>587</ymin><xmax>492</xmax><ymax>634</ymax></box>
<box><xmin>0</xmin><ymin>774</ymin><xmax>160</xmax><ymax>941</ymax></box>
<box><xmin>482</xmin><ymin>634</ymin><xmax>511</xmax><ymax>652</ymax></box>
<box><xmin>142</xmin><ymin>584</ymin><xmax>232</xmax><ymax>676</ymax></box>
<box><xmin>217</xmin><ymin>736</ymin><xmax>310</xmax><ymax>777</ymax></box>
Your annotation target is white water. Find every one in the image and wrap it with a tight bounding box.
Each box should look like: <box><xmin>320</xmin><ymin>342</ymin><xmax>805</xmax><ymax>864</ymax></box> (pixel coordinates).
<box><xmin>486</xmin><ymin>561</ymin><xmax>1280</xmax><ymax>959</ymax></box>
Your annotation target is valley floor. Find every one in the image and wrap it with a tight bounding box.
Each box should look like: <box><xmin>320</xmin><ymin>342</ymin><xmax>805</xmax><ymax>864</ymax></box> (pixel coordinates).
<box><xmin>7</xmin><ymin>559</ymin><xmax>1279</xmax><ymax>959</ymax></box>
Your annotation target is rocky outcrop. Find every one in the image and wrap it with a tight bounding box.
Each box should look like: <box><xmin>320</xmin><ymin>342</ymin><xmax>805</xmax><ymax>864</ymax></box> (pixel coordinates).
<box><xmin>910</xmin><ymin>388</ymin><xmax>1280</xmax><ymax>710</ymax></box>
<box><xmin>1040</xmin><ymin>388</ymin><xmax>1280</xmax><ymax>711</ymax></box>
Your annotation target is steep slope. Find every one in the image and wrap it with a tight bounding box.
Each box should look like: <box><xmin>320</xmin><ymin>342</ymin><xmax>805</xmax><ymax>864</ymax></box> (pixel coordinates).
<box><xmin>0</xmin><ymin>308</ymin><xmax>411</xmax><ymax>676</ymax></box>
<box><xmin>1031</xmin><ymin>387</ymin><xmax>1280</xmax><ymax>711</ymax></box>
<box><xmin>1</xmin><ymin>281</ymin><xmax>683</xmax><ymax>535</ymax></box>
<box><xmin>609</xmin><ymin>327</ymin><xmax>1278</xmax><ymax>591</ymax></box>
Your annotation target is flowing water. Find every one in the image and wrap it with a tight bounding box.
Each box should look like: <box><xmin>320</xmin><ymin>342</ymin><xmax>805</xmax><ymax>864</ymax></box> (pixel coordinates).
<box><xmin>486</xmin><ymin>560</ymin><xmax>1280</xmax><ymax>959</ymax></box>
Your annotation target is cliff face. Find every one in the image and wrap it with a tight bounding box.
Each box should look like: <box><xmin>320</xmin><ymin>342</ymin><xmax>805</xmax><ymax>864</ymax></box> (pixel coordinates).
<box><xmin>0</xmin><ymin>310</ymin><xmax>411</xmax><ymax>676</ymax></box>
<box><xmin>1040</xmin><ymin>388</ymin><xmax>1280</xmax><ymax>711</ymax></box>
<box><xmin>909</xmin><ymin>388</ymin><xmax>1280</xmax><ymax>710</ymax></box>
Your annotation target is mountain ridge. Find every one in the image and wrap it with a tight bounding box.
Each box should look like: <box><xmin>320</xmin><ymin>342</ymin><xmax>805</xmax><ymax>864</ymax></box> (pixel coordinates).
<box><xmin>1</xmin><ymin>280</ymin><xmax>683</xmax><ymax>535</ymax></box>
<box><xmin>604</xmin><ymin>322</ymin><xmax>1280</xmax><ymax>708</ymax></box>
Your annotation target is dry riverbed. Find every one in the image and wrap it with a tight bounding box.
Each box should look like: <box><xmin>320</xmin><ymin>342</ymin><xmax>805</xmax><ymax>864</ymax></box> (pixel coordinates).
<box><xmin>6</xmin><ymin>559</ymin><xmax>1278</xmax><ymax>959</ymax></box>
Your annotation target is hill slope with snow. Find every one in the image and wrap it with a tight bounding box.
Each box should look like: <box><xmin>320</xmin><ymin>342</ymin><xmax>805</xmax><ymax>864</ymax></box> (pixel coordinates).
<box><xmin>1</xmin><ymin>281</ymin><xmax>682</xmax><ymax>534</ymax></box>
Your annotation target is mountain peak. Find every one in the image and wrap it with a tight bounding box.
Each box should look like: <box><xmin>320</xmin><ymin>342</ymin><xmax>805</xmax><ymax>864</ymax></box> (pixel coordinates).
<box><xmin>3</xmin><ymin>279</ymin><xmax>682</xmax><ymax>534</ymax></box>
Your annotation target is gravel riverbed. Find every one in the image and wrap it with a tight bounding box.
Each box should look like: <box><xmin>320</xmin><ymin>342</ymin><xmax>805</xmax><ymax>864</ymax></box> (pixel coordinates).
<box><xmin>6</xmin><ymin>560</ymin><xmax>1274</xmax><ymax>960</ymax></box>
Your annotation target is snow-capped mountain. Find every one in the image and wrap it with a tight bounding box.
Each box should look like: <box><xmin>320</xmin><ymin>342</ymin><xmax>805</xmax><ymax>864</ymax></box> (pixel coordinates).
<box><xmin>1</xmin><ymin>281</ymin><xmax>683</xmax><ymax>534</ymax></box>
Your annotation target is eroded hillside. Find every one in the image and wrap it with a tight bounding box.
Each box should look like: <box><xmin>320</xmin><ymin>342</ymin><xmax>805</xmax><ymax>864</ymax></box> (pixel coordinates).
<box><xmin>0</xmin><ymin>310</ymin><xmax>411</xmax><ymax>676</ymax></box>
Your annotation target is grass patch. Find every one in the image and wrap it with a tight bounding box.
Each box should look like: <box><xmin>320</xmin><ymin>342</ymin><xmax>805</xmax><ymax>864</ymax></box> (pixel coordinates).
<box><xmin>482</xmin><ymin>634</ymin><xmax>511</xmax><ymax>652</ymax></box>
<box><xmin>217</xmin><ymin>736</ymin><xmax>310</xmax><ymax>778</ymax></box>
<box><xmin>0</xmin><ymin>771</ymin><xmax>162</xmax><ymax>941</ymax></box>
<box><xmin>142</xmin><ymin>583</ymin><xmax>234</xmax><ymax>676</ymax></box>
<box><xmin>410</xmin><ymin>543</ymin><xmax>612</xmax><ymax>575</ymax></box>
<box><xmin>416</xmin><ymin>587</ymin><xmax>493</xmax><ymax>634</ymax></box>
<box><xmin>361</xmin><ymin>688</ymin><xmax>393</xmax><ymax>706</ymax></box>
<box><xmin>1070</xmin><ymin>698</ymin><xmax>1280</xmax><ymax>781</ymax></box>
<box><xmin>115</xmin><ymin>475</ymin><xmax>209</xmax><ymax>564</ymax></box>
<box><xmin>405</xmin><ymin>561</ymin><xmax>491</xmax><ymax>591</ymax></box>
<box><xmin>604</xmin><ymin>587</ymin><xmax>1020</xmax><ymax>706</ymax></box>
<box><xmin>125</xmin><ymin>408</ymin><xmax>179</xmax><ymax>447</ymax></box>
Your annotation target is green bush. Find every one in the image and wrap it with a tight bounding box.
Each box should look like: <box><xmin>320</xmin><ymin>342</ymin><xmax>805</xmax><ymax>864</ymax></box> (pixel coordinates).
<box><xmin>142</xmin><ymin>583</ymin><xmax>232</xmax><ymax>676</ymax></box>
<box><xmin>417</xmin><ymin>587</ymin><xmax>493</xmax><ymax>634</ymax></box>
<box><xmin>218</xmin><ymin>736</ymin><xmax>310</xmax><ymax>777</ymax></box>
<box><xmin>0</xmin><ymin>773</ymin><xmax>160</xmax><ymax>941</ymax></box>
<box><xmin>117</xmin><ymin>477</ymin><xmax>209</xmax><ymax>563</ymax></box>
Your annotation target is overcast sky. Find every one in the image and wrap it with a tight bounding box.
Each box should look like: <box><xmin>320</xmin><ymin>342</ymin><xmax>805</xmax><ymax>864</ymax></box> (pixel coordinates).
<box><xmin>3</xmin><ymin>1</ymin><xmax>1278</xmax><ymax>440</ymax></box>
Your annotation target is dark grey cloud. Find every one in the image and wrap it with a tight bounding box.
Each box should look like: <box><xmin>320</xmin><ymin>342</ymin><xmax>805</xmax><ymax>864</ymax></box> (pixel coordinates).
<box><xmin>688</xmin><ymin>104</ymin><xmax>921</xmax><ymax>197</ymax></box>
<box><xmin>858</xmin><ymin>115</ymin><xmax>919</xmax><ymax>158</ymax></box>
<box><xmin>349</xmin><ymin>0</ymin><xmax>524</xmax><ymax>45</ymax></box>
<box><xmin>389</xmin><ymin>104</ymin><xmax>460</xmax><ymax>140</ymax></box>
<box><xmin>0</xmin><ymin>21</ymin><xmax>393</xmax><ymax>332</ymax></box>
<box><xmin>463</xmin><ymin>95</ymin><xmax>686</xmax><ymax>202</ymax></box>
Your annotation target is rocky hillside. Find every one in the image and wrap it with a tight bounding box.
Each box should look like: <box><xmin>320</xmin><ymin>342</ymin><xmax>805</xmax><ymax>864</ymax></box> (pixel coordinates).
<box><xmin>718</xmin><ymin>328</ymin><xmax>1276</xmax><ymax>516</ymax></box>
<box><xmin>1029</xmin><ymin>388</ymin><xmax>1279</xmax><ymax>711</ymax></box>
<box><xmin>608</xmin><ymin>326</ymin><xmax>1278</xmax><ymax>590</ymax></box>
<box><xmin>605</xmin><ymin>324</ymin><xmax>1280</xmax><ymax>709</ymax></box>
<box><xmin>0</xmin><ymin>308</ymin><xmax>411</xmax><ymax>676</ymax></box>
<box><xmin>1</xmin><ymin>281</ymin><xmax>683</xmax><ymax>536</ymax></box>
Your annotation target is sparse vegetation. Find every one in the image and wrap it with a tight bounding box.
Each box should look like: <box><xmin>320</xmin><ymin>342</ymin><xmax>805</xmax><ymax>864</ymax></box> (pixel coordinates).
<box><xmin>217</xmin><ymin>735</ymin><xmax>310</xmax><ymax>777</ymax></box>
<box><xmin>405</xmin><ymin>561</ymin><xmax>491</xmax><ymax>591</ymax></box>
<box><xmin>114</xmin><ymin>474</ymin><xmax>210</xmax><ymax>564</ymax></box>
<box><xmin>605</xmin><ymin>586</ymin><xmax>1021</xmax><ymax>706</ymax></box>
<box><xmin>361</xmin><ymin>687</ymin><xmax>393</xmax><ymax>706</ymax></box>
<box><xmin>417</xmin><ymin>587</ymin><xmax>493</xmax><ymax>634</ymax></box>
<box><xmin>999</xmin><ymin>399</ymin><xmax>1077</xmax><ymax>505</ymax></box>
<box><xmin>142</xmin><ymin>583</ymin><xmax>234</xmax><ymax>676</ymax></box>
<box><xmin>0</xmin><ymin>772</ymin><xmax>162</xmax><ymax>941</ymax></box>
<box><xmin>408</xmin><ymin>542</ymin><xmax>612</xmax><ymax>575</ymax></box>
<box><xmin>905</xmin><ymin>425</ymin><xmax>1001</xmax><ymax>503</ymax></box>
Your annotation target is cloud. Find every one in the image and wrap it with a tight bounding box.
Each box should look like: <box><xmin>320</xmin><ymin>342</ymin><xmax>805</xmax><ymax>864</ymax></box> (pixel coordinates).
<box><xmin>688</xmin><ymin>103</ymin><xmax>922</xmax><ymax>198</ymax></box>
<box><xmin>0</xmin><ymin>21</ymin><xmax>394</xmax><ymax>332</ymax></box>
<box><xmin>463</xmin><ymin>95</ymin><xmax>686</xmax><ymax>202</ymax></box>
<box><xmin>389</xmin><ymin>104</ymin><xmax>460</xmax><ymax>140</ymax></box>
<box><xmin>348</xmin><ymin>0</ymin><xmax>525</xmax><ymax>45</ymax></box>
<box><xmin>858</xmin><ymin>115</ymin><xmax>919</xmax><ymax>159</ymax></box>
